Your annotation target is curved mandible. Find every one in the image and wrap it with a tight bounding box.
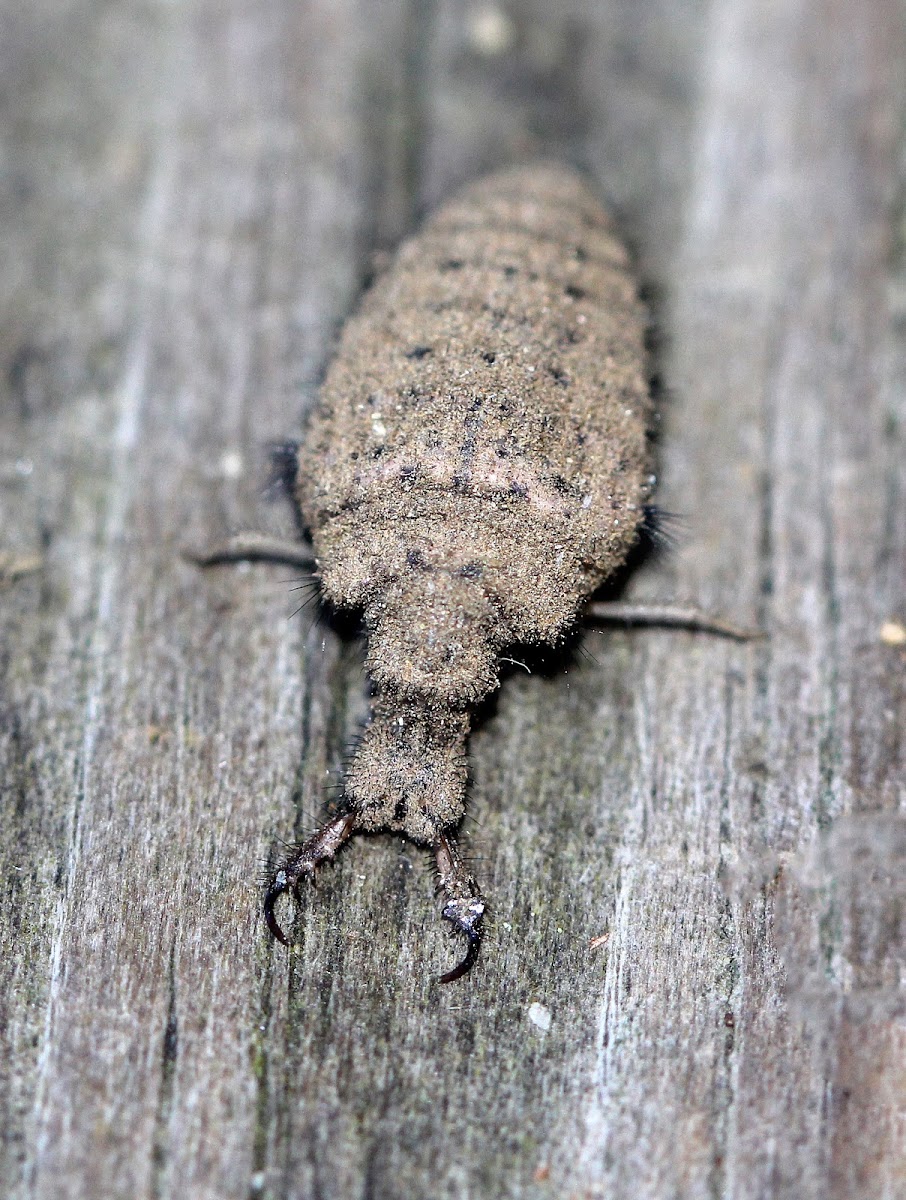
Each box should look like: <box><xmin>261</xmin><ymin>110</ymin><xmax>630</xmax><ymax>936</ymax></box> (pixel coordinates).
<box><xmin>435</xmin><ymin>832</ymin><xmax>486</xmax><ymax>984</ymax></box>
<box><xmin>262</xmin><ymin>812</ymin><xmax>357</xmax><ymax>945</ymax></box>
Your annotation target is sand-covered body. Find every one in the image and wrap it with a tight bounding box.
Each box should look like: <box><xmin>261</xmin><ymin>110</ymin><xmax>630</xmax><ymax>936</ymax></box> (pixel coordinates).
<box><xmin>298</xmin><ymin>164</ymin><xmax>651</xmax><ymax>723</ymax></box>
<box><xmin>272</xmin><ymin>165</ymin><xmax>651</xmax><ymax>976</ymax></box>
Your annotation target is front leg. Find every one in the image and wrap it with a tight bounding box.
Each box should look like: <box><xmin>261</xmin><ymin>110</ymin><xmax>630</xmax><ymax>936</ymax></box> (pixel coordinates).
<box><xmin>585</xmin><ymin>600</ymin><xmax>761</xmax><ymax>641</ymax></box>
<box><xmin>184</xmin><ymin>531</ymin><xmax>315</xmax><ymax>570</ymax></box>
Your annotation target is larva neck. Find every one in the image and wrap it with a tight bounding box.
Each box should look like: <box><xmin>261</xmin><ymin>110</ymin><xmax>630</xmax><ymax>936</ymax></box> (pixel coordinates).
<box><xmin>345</xmin><ymin>698</ymin><xmax>471</xmax><ymax>843</ymax></box>
<box><xmin>364</xmin><ymin>571</ymin><xmax>501</xmax><ymax>709</ymax></box>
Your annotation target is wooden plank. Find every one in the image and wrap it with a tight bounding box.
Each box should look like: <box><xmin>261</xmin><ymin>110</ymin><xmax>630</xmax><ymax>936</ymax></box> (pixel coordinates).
<box><xmin>0</xmin><ymin>1</ymin><xmax>902</xmax><ymax>1198</ymax></box>
<box><xmin>577</xmin><ymin>1</ymin><xmax>906</xmax><ymax>1196</ymax></box>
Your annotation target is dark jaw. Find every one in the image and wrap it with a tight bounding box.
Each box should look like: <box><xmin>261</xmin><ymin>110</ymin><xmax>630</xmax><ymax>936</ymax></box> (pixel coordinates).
<box><xmin>262</xmin><ymin>818</ymin><xmax>486</xmax><ymax>984</ymax></box>
<box><xmin>438</xmin><ymin>897</ymin><xmax>485</xmax><ymax>983</ymax></box>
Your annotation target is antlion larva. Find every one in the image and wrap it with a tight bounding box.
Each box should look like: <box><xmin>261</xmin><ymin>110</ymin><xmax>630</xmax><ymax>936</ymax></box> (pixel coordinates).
<box><xmin>284</xmin><ymin>162</ymin><xmax>649</xmax><ymax>980</ymax></box>
<box><xmin>193</xmin><ymin>164</ymin><xmax>752</xmax><ymax>980</ymax></box>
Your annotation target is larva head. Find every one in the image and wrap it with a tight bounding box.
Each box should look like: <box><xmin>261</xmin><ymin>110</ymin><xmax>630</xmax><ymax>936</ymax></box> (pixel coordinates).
<box><xmin>345</xmin><ymin>703</ymin><xmax>471</xmax><ymax>842</ymax></box>
<box><xmin>364</xmin><ymin>570</ymin><xmax>501</xmax><ymax>708</ymax></box>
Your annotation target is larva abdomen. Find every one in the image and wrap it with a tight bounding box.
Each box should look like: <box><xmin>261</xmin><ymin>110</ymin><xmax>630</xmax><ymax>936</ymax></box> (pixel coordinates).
<box><xmin>299</xmin><ymin>164</ymin><xmax>651</xmax><ymax>708</ymax></box>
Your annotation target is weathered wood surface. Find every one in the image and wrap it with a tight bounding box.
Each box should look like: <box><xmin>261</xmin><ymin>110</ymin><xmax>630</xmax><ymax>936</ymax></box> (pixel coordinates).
<box><xmin>0</xmin><ymin>1</ymin><xmax>903</xmax><ymax>1197</ymax></box>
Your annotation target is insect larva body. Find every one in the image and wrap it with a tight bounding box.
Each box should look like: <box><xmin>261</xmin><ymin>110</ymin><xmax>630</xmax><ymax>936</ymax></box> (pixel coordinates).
<box><xmin>266</xmin><ymin>164</ymin><xmax>652</xmax><ymax>980</ymax></box>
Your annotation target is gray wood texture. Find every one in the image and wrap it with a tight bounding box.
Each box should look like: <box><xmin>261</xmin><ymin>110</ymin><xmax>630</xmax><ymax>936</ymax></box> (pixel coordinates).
<box><xmin>0</xmin><ymin>1</ymin><xmax>903</xmax><ymax>1197</ymax></box>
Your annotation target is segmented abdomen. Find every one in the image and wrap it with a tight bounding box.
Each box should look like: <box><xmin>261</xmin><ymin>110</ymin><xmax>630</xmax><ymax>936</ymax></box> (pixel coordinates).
<box><xmin>300</xmin><ymin>163</ymin><xmax>651</xmax><ymax>642</ymax></box>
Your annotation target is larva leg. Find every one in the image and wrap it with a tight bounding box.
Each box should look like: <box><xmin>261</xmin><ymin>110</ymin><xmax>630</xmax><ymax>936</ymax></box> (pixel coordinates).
<box><xmin>584</xmin><ymin>601</ymin><xmax>761</xmax><ymax>641</ymax></box>
<box><xmin>434</xmin><ymin>832</ymin><xmax>485</xmax><ymax>984</ymax></box>
<box><xmin>263</xmin><ymin>812</ymin><xmax>357</xmax><ymax>944</ymax></box>
<box><xmin>184</xmin><ymin>531</ymin><xmax>315</xmax><ymax>570</ymax></box>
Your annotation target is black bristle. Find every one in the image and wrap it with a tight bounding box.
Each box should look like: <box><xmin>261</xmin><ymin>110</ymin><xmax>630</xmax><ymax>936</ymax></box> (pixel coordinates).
<box><xmin>639</xmin><ymin>504</ymin><xmax>685</xmax><ymax>556</ymax></box>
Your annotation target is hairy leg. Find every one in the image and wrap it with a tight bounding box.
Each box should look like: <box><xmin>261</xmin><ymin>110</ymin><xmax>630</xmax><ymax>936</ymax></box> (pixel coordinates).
<box><xmin>184</xmin><ymin>532</ymin><xmax>315</xmax><ymax>570</ymax></box>
<box><xmin>585</xmin><ymin>600</ymin><xmax>760</xmax><ymax>641</ymax></box>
